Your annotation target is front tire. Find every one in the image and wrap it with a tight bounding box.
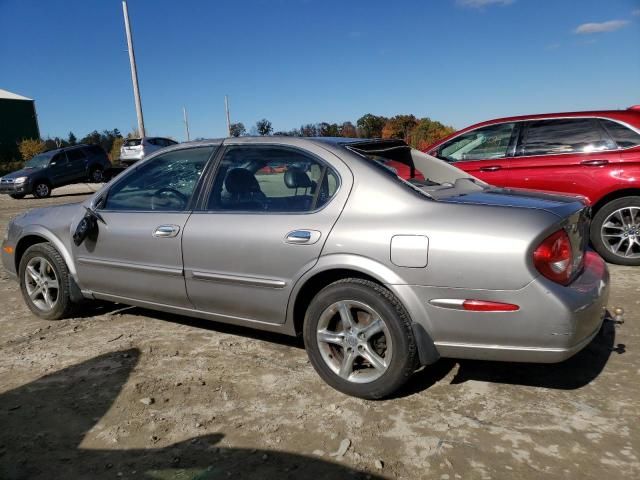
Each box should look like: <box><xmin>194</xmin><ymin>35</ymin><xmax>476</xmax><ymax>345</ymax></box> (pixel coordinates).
<box><xmin>19</xmin><ymin>243</ymin><xmax>75</xmax><ymax>320</ymax></box>
<box><xmin>591</xmin><ymin>196</ymin><xmax>640</xmax><ymax>266</ymax></box>
<box><xmin>303</xmin><ymin>278</ymin><xmax>417</xmax><ymax>399</ymax></box>
<box><xmin>33</xmin><ymin>181</ymin><xmax>51</xmax><ymax>198</ymax></box>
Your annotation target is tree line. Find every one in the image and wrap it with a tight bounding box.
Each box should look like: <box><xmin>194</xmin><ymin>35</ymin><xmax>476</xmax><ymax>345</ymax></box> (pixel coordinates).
<box><xmin>230</xmin><ymin>113</ymin><xmax>455</xmax><ymax>150</ymax></box>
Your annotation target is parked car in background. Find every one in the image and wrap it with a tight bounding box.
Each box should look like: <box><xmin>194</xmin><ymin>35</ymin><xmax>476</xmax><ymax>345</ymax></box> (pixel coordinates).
<box><xmin>2</xmin><ymin>137</ymin><xmax>609</xmax><ymax>399</ymax></box>
<box><xmin>120</xmin><ymin>137</ymin><xmax>179</xmax><ymax>165</ymax></box>
<box><xmin>0</xmin><ymin>144</ymin><xmax>110</xmax><ymax>199</ymax></box>
<box><xmin>424</xmin><ymin>107</ymin><xmax>640</xmax><ymax>265</ymax></box>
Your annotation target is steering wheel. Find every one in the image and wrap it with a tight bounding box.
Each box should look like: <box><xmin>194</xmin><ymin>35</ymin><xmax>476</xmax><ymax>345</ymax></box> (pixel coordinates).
<box><xmin>150</xmin><ymin>188</ymin><xmax>188</xmax><ymax>210</ymax></box>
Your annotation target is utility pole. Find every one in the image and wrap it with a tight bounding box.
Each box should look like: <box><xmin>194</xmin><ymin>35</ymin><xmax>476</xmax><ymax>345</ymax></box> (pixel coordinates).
<box><xmin>183</xmin><ymin>106</ymin><xmax>191</xmax><ymax>142</ymax></box>
<box><xmin>224</xmin><ymin>95</ymin><xmax>231</xmax><ymax>137</ymax></box>
<box><xmin>122</xmin><ymin>0</ymin><xmax>145</xmax><ymax>138</ymax></box>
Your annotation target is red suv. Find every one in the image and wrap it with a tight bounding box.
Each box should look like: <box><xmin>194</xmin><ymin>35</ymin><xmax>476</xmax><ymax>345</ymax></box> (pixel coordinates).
<box><xmin>424</xmin><ymin>107</ymin><xmax>640</xmax><ymax>265</ymax></box>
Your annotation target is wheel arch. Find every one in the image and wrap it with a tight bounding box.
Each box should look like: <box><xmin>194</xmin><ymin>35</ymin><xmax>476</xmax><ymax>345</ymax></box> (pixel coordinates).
<box><xmin>287</xmin><ymin>255</ymin><xmax>440</xmax><ymax>366</ymax></box>
<box><xmin>591</xmin><ymin>188</ymin><xmax>640</xmax><ymax>215</ymax></box>
<box><xmin>15</xmin><ymin>228</ymin><xmax>77</xmax><ymax>279</ymax></box>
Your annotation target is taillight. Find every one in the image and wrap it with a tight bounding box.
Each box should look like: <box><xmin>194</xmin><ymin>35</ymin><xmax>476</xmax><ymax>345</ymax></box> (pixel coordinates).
<box><xmin>533</xmin><ymin>229</ymin><xmax>573</xmax><ymax>285</ymax></box>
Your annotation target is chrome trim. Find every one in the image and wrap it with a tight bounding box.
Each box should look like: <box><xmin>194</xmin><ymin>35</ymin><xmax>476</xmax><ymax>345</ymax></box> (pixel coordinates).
<box><xmin>76</xmin><ymin>257</ymin><xmax>183</xmax><ymax>276</ymax></box>
<box><xmin>429</xmin><ymin>299</ymin><xmax>465</xmax><ymax>310</ymax></box>
<box><xmin>190</xmin><ymin>270</ymin><xmax>286</xmax><ymax>288</ymax></box>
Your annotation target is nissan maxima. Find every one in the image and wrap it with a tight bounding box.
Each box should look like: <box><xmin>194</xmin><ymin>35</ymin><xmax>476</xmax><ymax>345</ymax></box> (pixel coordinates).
<box><xmin>1</xmin><ymin>137</ymin><xmax>610</xmax><ymax>399</ymax></box>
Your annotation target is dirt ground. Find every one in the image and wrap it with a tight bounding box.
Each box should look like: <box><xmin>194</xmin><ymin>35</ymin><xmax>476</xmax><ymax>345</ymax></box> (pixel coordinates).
<box><xmin>0</xmin><ymin>184</ymin><xmax>638</xmax><ymax>480</ymax></box>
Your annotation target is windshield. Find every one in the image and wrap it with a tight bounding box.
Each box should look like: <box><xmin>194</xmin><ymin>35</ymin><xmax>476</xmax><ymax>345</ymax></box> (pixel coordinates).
<box><xmin>24</xmin><ymin>152</ymin><xmax>54</xmax><ymax>169</ymax></box>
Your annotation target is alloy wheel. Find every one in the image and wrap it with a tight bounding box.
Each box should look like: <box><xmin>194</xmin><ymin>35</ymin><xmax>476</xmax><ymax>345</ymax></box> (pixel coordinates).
<box><xmin>24</xmin><ymin>257</ymin><xmax>59</xmax><ymax>312</ymax></box>
<box><xmin>316</xmin><ymin>300</ymin><xmax>392</xmax><ymax>384</ymax></box>
<box><xmin>601</xmin><ymin>206</ymin><xmax>640</xmax><ymax>259</ymax></box>
<box><xmin>35</xmin><ymin>183</ymin><xmax>49</xmax><ymax>198</ymax></box>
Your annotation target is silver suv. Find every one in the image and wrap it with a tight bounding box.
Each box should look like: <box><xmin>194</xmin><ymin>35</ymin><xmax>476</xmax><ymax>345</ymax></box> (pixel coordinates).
<box><xmin>119</xmin><ymin>137</ymin><xmax>178</xmax><ymax>165</ymax></box>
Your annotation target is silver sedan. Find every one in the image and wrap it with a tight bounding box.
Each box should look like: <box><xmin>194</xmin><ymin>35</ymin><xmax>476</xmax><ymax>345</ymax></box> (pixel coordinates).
<box><xmin>1</xmin><ymin>137</ymin><xmax>610</xmax><ymax>399</ymax></box>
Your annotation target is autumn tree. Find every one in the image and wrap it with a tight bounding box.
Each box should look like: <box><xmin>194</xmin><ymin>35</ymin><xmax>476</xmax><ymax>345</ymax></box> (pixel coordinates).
<box><xmin>356</xmin><ymin>114</ymin><xmax>387</xmax><ymax>138</ymax></box>
<box><xmin>18</xmin><ymin>138</ymin><xmax>45</xmax><ymax>161</ymax></box>
<box><xmin>299</xmin><ymin>124</ymin><xmax>318</xmax><ymax>137</ymax></box>
<box><xmin>229</xmin><ymin>122</ymin><xmax>246</xmax><ymax>137</ymax></box>
<box><xmin>381</xmin><ymin>115</ymin><xmax>418</xmax><ymax>143</ymax></box>
<box><xmin>409</xmin><ymin>118</ymin><xmax>455</xmax><ymax>150</ymax></box>
<box><xmin>339</xmin><ymin>122</ymin><xmax>358</xmax><ymax>138</ymax></box>
<box><xmin>255</xmin><ymin>119</ymin><xmax>273</xmax><ymax>136</ymax></box>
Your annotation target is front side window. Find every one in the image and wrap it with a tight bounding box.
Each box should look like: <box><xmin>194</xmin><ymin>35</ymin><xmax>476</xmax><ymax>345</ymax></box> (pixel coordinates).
<box><xmin>439</xmin><ymin>123</ymin><xmax>515</xmax><ymax>162</ymax></box>
<box><xmin>205</xmin><ymin>146</ymin><xmax>338</xmax><ymax>212</ymax></box>
<box><xmin>600</xmin><ymin>119</ymin><xmax>640</xmax><ymax>149</ymax></box>
<box><xmin>522</xmin><ymin>118</ymin><xmax>614</xmax><ymax>156</ymax></box>
<box><xmin>103</xmin><ymin>147</ymin><xmax>214</xmax><ymax>211</ymax></box>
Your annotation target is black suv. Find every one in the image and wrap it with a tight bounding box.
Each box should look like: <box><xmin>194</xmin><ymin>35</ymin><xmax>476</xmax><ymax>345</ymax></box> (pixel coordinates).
<box><xmin>0</xmin><ymin>144</ymin><xmax>111</xmax><ymax>199</ymax></box>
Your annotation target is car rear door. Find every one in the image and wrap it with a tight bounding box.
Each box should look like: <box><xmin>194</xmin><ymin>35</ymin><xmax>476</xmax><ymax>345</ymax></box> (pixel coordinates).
<box><xmin>182</xmin><ymin>142</ymin><xmax>351</xmax><ymax>325</ymax></box>
<box><xmin>65</xmin><ymin>148</ymin><xmax>88</xmax><ymax>182</ymax></box>
<box><xmin>506</xmin><ymin>118</ymin><xmax>621</xmax><ymax>203</ymax></box>
<box><xmin>73</xmin><ymin>145</ymin><xmax>216</xmax><ymax>307</ymax></box>
<box><xmin>430</xmin><ymin>122</ymin><xmax>517</xmax><ymax>186</ymax></box>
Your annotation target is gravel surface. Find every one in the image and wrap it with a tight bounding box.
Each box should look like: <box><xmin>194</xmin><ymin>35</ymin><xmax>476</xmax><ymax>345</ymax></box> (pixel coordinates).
<box><xmin>0</xmin><ymin>184</ymin><xmax>638</xmax><ymax>479</ymax></box>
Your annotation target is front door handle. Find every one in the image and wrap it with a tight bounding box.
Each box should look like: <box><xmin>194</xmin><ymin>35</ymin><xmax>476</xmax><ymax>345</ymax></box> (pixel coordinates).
<box><xmin>153</xmin><ymin>225</ymin><xmax>180</xmax><ymax>238</ymax></box>
<box><xmin>479</xmin><ymin>165</ymin><xmax>502</xmax><ymax>172</ymax></box>
<box><xmin>581</xmin><ymin>159</ymin><xmax>609</xmax><ymax>167</ymax></box>
<box><xmin>284</xmin><ymin>230</ymin><xmax>321</xmax><ymax>245</ymax></box>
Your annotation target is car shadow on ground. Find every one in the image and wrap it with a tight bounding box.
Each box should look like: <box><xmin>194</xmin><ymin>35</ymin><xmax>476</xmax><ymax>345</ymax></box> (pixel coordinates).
<box><xmin>76</xmin><ymin>305</ymin><xmax>622</xmax><ymax>399</ymax></box>
<box><xmin>0</xmin><ymin>348</ymin><xmax>384</xmax><ymax>480</ymax></box>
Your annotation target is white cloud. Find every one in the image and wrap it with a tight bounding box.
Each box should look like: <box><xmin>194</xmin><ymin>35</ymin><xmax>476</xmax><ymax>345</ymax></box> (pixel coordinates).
<box><xmin>574</xmin><ymin>20</ymin><xmax>629</xmax><ymax>34</ymax></box>
<box><xmin>633</xmin><ymin>9</ymin><xmax>640</xmax><ymax>16</ymax></box>
<box><xmin>457</xmin><ymin>0</ymin><xmax>514</xmax><ymax>8</ymax></box>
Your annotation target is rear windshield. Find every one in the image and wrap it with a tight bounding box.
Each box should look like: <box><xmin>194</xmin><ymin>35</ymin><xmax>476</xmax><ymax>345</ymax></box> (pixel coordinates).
<box><xmin>124</xmin><ymin>139</ymin><xmax>142</xmax><ymax>147</ymax></box>
<box><xmin>344</xmin><ymin>141</ymin><xmax>486</xmax><ymax>199</ymax></box>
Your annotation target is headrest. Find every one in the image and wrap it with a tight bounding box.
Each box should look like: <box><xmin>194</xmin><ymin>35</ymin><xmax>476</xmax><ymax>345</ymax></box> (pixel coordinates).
<box><xmin>284</xmin><ymin>167</ymin><xmax>313</xmax><ymax>189</ymax></box>
<box><xmin>225</xmin><ymin>168</ymin><xmax>261</xmax><ymax>195</ymax></box>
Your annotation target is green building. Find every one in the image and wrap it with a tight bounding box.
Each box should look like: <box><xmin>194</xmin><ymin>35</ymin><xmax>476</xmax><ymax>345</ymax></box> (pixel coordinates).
<box><xmin>0</xmin><ymin>88</ymin><xmax>40</xmax><ymax>162</ymax></box>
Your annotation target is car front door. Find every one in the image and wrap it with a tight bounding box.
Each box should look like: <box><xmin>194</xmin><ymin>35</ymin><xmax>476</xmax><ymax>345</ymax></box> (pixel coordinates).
<box><xmin>182</xmin><ymin>142</ymin><xmax>350</xmax><ymax>325</ymax></box>
<box><xmin>506</xmin><ymin>118</ymin><xmax>622</xmax><ymax>202</ymax></box>
<box><xmin>431</xmin><ymin>122</ymin><xmax>517</xmax><ymax>186</ymax></box>
<box><xmin>73</xmin><ymin>145</ymin><xmax>217</xmax><ymax>307</ymax></box>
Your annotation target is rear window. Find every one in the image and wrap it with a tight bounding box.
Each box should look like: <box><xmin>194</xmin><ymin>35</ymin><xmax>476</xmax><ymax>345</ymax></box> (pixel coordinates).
<box><xmin>600</xmin><ymin>119</ymin><xmax>640</xmax><ymax>149</ymax></box>
<box><xmin>124</xmin><ymin>139</ymin><xmax>142</xmax><ymax>147</ymax></box>
<box><xmin>522</xmin><ymin>118</ymin><xmax>614</xmax><ymax>155</ymax></box>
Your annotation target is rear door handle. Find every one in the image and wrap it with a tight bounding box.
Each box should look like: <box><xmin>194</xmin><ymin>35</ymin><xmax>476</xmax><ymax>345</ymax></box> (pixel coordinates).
<box><xmin>284</xmin><ymin>230</ymin><xmax>321</xmax><ymax>245</ymax></box>
<box><xmin>581</xmin><ymin>159</ymin><xmax>609</xmax><ymax>167</ymax></box>
<box><xmin>479</xmin><ymin>165</ymin><xmax>502</xmax><ymax>172</ymax></box>
<box><xmin>153</xmin><ymin>225</ymin><xmax>180</xmax><ymax>238</ymax></box>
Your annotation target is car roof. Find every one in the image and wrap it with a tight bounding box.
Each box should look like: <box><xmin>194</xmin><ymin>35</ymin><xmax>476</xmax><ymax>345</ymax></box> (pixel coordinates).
<box><xmin>176</xmin><ymin>136</ymin><xmax>406</xmax><ymax>148</ymax></box>
<box><xmin>426</xmin><ymin>106</ymin><xmax>640</xmax><ymax>150</ymax></box>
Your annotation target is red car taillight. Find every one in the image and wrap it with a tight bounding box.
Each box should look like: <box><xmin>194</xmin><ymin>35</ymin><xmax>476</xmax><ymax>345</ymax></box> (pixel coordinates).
<box><xmin>533</xmin><ymin>229</ymin><xmax>573</xmax><ymax>285</ymax></box>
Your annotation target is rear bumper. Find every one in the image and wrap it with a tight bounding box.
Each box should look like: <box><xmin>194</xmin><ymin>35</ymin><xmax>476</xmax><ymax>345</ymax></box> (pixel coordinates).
<box><xmin>394</xmin><ymin>251</ymin><xmax>610</xmax><ymax>363</ymax></box>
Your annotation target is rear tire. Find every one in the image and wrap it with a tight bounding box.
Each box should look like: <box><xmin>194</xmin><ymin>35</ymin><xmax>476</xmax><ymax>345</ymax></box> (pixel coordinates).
<box><xmin>33</xmin><ymin>181</ymin><xmax>51</xmax><ymax>199</ymax></box>
<box><xmin>19</xmin><ymin>243</ymin><xmax>75</xmax><ymax>320</ymax></box>
<box><xmin>303</xmin><ymin>278</ymin><xmax>417</xmax><ymax>399</ymax></box>
<box><xmin>89</xmin><ymin>166</ymin><xmax>104</xmax><ymax>183</ymax></box>
<box><xmin>591</xmin><ymin>196</ymin><xmax>640</xmax><ymax>266</ymax></box>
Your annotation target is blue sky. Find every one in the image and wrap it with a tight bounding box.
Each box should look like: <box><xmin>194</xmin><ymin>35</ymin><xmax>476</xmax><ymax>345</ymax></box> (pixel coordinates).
<box><xmin>1</xmin><ymin>0</ymin><xmax>639</xmax><ymax>141</ymax></box>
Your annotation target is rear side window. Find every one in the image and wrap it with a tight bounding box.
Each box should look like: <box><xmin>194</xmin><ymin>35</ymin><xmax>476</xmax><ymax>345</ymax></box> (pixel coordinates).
<box><xmin>205</xmin><ymin>146</ymin><xmax>339</xmax><ymax>212</ymax></box>
<box><xmin>522</xmin><ymin>118</ymin><xmax>615</xmax><ymax>156</ymax></box>
<box><xmin>66</xmin><ymin>149</ymin><xmax>86</xmax><ymax>163</ymax></box>
<box><xmin>439</xmin><ymin>123</ymin><xmax>516</xmax><ymax>162</ymax></box>
<box><xmin>600</xmin><ymin>119</ymin><xmax>640</xmax><ymax>148</ymax></box>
